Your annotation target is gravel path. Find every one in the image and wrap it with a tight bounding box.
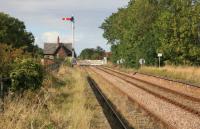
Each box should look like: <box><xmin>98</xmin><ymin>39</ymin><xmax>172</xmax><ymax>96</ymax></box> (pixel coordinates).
<box><xmin>91</xmin><ymin>67</ymin><xmax>200</xmax><ymax>129</ymax></box>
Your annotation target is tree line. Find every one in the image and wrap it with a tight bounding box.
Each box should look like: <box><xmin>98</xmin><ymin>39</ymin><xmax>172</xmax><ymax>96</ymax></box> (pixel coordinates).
<box><xmin>101</xmin><ymin>0</ymin><xmax>200</xmax><ymax>68</ymax></box>
<box><xmin>79</xmin><ymin>46</ymin><xmax>105</xmax><ymax>60</ymax></box>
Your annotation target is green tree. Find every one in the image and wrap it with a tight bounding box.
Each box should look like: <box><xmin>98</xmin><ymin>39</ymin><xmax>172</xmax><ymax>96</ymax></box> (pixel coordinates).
<box><xmin>0</xmin><ymin>44</ymin><xmax>26</xmax><ymax>77</ymax></box>
<box><xmin>0</xmin><ymin>12</ymin><xmax>35</xmax><ymax>51</ymax></box>
<box><xmin>101</xmin><ymin>0</ymin><xmax>200</xmax><ymax>67</ymax></box>
<box><xmin>156</xmin><ymin>0</ymin><xmax>200</xmax><ymax>65</ymax></box>
<box><xmin>79</xmin><ymin>46</ymin><xmax>105</xmax><ymax>60</ymax></box>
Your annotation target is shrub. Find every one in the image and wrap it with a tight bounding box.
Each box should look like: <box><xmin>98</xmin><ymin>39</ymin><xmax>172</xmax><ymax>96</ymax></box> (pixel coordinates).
<box><xmin>10</xmin><ymin>58</ymin><xmax>44</xmax><ymax>92</ymax></box>
<box><xmin>0</xmin><ymin>44</ymin><xmax>24</xmax><ymax>77</ymax></box>
<box><xmin>64</xmin><ymin>57</ymin><xmax>72</xmax><ymax>67</ymax></box>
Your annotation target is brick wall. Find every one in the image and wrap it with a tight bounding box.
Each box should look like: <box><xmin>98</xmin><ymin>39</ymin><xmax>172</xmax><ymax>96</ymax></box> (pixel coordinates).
<box><xmin>57</xmin><ymin>47</ymin><xmax>68</xmax><ymax>59</ymax></box>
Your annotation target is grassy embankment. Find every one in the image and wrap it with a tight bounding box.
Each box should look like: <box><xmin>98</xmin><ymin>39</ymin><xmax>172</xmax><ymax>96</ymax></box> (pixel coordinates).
<box><xmin>107</xmin><ymin>62</ymin><xmax>200</xmax><ymax>85</ymax></box>
<box><xmin>138</xmin><ymin>66</ymin><xmax>200</xmax><ymax>85</ymax></box>
<box><xmin>0</xmin><ymin>66</ymin><xmax>109</xmax><ymax>129</ymax></box>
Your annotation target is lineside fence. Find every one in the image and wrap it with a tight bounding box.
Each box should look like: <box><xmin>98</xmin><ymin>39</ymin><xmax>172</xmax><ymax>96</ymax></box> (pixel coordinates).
<box><xmin>44</xmin><ymin>63</ymin><xmax>61</xmax><ymax>72</ymax></box>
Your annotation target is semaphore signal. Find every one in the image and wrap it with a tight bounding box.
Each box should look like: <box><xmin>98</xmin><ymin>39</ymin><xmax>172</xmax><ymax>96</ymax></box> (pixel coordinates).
<box><xmin>62</xmin><ymin>16</ymin><xmax>75</xmax><ymax>60</ymax></box>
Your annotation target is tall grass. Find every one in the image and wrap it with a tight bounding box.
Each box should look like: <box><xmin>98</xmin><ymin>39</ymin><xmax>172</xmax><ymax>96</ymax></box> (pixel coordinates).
<box><xmin>139</xmin><ymin>65</ymin><xmax>200</xmax><ymax>84</ymax></box>
<box><xmin>106</xmin><ymin>62</ymin><xmax>200</xmax><ymax>84</ymax></box>
<box><xmin>0</xmin><ymin>66</ymin><xmax>97</xmax><ymax>129</ymax></box>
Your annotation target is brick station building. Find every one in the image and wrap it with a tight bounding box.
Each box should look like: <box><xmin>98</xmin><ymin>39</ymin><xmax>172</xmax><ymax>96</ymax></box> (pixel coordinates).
<box><xmin>43</xmin><ymin>36</ymin><xmax>74</xmax><ymax>65</ymax></box>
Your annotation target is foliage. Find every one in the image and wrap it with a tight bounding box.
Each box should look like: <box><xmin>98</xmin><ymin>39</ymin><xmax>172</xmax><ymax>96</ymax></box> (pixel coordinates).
<box><xmin>64</xmin><ymin>57</ymin><xmax>72</xmax><ymax>66</ymax></box>
<box><xmin>79</xmin><ymin>46</ymin><xmax>105</xmax><ymax>60</ymax></box>
<box><xmin>0</xmin><ymin>12</ymin><xmax>43</xmax><ymax>58</ymax></box>
<box><xmin>0</xmin><ymin>13</ymin><xmax>43</xmax><ymax>93</ymax></box>
<box><xmin>101</xmin><ymin>0</ymin><xmax>200</xmax><ymax>67</ymax></box>
<box><xmin>33</xmin><ymin>44</ymin><xmax>44</xmax><ymax>58</ymax></box>
<box><xmin>10</xmin><ymin>58</ymin><xmax>44</xmax><ymax>92</ymax></box>
<box><xmin>0</xmin><ymin>12</ymin><xmax>35</xmax><ymax>52</ymax></box>
<box><xmin>0</xmin><ymin>44</ymin><xmax>26</xmax><ymax>77</ymax></box>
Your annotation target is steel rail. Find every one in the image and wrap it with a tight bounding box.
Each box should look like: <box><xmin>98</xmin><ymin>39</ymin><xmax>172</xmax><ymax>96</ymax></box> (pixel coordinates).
<box><xmin>136</xmin><ymin>72</ymin><xmax>200</xmax><ymax>88</ymax></box>
<box><xmin>102</xmin><ymin>66</ymin><xmax>200</xmax><ymax>102</ymax></box>
<box><xmin>87</xmin><ymin>76</ymin><xmax>129</xmax><ymax>129</ymax></box>
<box><xmin>104</xmin><ymin>66</ymin><xmax>200</xmax><ymax>88</ymax></box>
<box><xmin>88</xmin><ymin>67</ymin><xmax>175</xmax><ymax>129</ymax></box>
<box><xmin>96</xmin><ymin>66</ymin><xmax>200</xmax><ymax>117</ymax></box>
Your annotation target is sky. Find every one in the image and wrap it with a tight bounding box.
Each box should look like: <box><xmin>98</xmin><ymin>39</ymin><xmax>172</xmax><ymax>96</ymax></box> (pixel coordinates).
<box><xmin>0</xmin><ymin>0</ymin><xmax>129</xmax><ymax>54</ymax></box>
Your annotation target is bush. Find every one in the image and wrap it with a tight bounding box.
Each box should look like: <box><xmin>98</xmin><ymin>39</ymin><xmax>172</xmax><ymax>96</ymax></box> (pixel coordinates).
<box><xmin>10</xmin><ymin>58</ymin><xmax>44</xmax><ymax>92</ymax></box>
<box><xmin>0</xmin><ymin>44</ymin><xmax>24</xmax><ymax>77</ymax></box>
<box><xmin>64</xmin><ymin>57</ymin><xmax>72</xmax><ymax>67</ymax></box>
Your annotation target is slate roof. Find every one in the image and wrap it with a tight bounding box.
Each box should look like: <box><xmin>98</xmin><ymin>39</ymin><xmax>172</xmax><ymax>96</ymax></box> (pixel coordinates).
<box><xmin>44</xmin><ymin>43</ymin><xmax>72</xmax><ymax>55</ymax></box>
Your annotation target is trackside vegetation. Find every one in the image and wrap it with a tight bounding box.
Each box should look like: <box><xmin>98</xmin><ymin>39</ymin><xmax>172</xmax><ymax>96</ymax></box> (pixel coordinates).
<box><xmin>10</xmin><ymin>58</ymin><xmax>44</xmax><ymax>92</ymax></box>
<box><xmin>0</xmin><ymin>12</ymin><xmax>37</xmax><ymax>52</ymax></box>
<box><xmin>0</xmin><ymin>12</ymin><xmax>43</xmax><ymax>92</ymax></box>
<box><xmin>1</xmin><ymin>66</ymin><xmax>110</xmax><ymax>129</ymax></box>
<box><xmin>101</xmin><ymin>0</ymin><xmax>200</xmax><ymax>67</ymax></box>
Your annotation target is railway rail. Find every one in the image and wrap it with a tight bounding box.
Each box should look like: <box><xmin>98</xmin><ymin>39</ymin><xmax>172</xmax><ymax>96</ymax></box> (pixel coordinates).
<box><xmin>96</xmin><ymin>66</ymin><xmax>200</xmax><ymax>117</ymax></box>
<box><xmin>87</xmin><ymin>66</ymin><xmax>174</xmax><ymax>129</ymax></box>
<box><xmin>137</xmin><ymin>71</ymin><xmax>200</xmax><ymax>88</ymax></box>
<box><xmin>104</xmin><ymin>66</ymin><xmax>200</xmax><ymax>88</ymax></box>
<box><xmin>87</xmin><ymin>76</ymin><xmax>129</xmax><ymax>129</ymax></box>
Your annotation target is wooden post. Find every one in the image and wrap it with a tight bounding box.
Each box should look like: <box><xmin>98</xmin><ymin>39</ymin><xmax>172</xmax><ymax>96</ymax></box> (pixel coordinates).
<box><xmin>0</xmin><ymin>78</ymin><xmax>4</xmax><ymax>112</ymax></box>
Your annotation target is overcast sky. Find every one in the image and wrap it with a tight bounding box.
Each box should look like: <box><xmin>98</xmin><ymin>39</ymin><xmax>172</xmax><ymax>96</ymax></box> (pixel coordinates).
<box><xmin>0</xmin><ymin>0</ymin><xmax>129</xmax><ymax>54</ymax></box>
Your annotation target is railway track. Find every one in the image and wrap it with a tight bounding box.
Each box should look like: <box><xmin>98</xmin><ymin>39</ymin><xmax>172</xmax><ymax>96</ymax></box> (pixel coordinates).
<box><xmin>87</xmin><ymin>75</ymin><xmax>129</xmax><ymax>129</ymax></box>
<box><xmin>136</xmin><ymin>71</ymin><xmax>200</xmax><ymax>88</ymax></box>
<box><xmin>95</xmin><ymin>66</ymin><xmax>200</xmax><ymax>117</ymax></box>
<box><xmin>104</xmin><ymin>66</ymin><xmax>200</xmax><ymax>88</ymax></box>
<box><xmin>104</xmin><ymin>66</ymin><xmax>200</xmax><ymax>98</ymax></box>
<box><xmin>88</xmin><ymin>67</ymin><xmax>174</xmax><ymax>129</ymax></box>
<box><xmin>102</xmin><ymin>66</ymin><xmax>200</xmax><ymax>101</ymax></box>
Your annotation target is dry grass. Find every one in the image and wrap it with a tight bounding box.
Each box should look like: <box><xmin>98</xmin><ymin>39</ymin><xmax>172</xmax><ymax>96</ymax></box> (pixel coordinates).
<box><xmin>139</xmin><ymin>65</ymin><xmax>200</xmax><ymax>84</ymax></box>
<box><xmin>0</xmin><ymin>66</ymin><xmax>102</xmax><ymax>129</ymax></box>
<box><xmin>106</xmin><ymin>62</ymin><xmax>200</xmax><ymax>85</ymax></box>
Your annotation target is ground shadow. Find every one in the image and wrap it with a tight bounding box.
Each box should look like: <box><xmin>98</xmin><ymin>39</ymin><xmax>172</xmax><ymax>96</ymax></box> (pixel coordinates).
<box><xmin>87</xmin><ymin>76</ymin><xmax>134</xmax><ymax>129</ymax></box>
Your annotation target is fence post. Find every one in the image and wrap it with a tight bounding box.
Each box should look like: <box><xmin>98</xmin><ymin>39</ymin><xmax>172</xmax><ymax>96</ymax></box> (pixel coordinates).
<box><xmin>0</xmin><ymin>78</ymin><xmax>4</xmax><ymax>112</ymax></box>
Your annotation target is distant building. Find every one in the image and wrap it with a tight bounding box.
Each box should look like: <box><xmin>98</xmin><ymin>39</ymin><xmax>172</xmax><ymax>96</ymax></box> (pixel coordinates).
<box><xmin>43</xmin><ymin>36</ymin><xmax>74</xmax><ymax>65</ymax></box>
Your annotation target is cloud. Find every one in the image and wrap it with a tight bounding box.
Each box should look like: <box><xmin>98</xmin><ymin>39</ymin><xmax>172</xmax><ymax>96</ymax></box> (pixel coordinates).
<box><xmin>42</xmin><ymin>32</ymin><xmax>60</xmax><ymax>43</ymax></box>
<box><xmin>0</xmin><ymin>0</ymin><xmax>129</xmax><ymax>54</ymax></box>
<box><xmin>1</xmin><ymin>0</ymin><xmax>128</xmax><ymax>13</ymax></box>
<box><xmin>42</xmin><ymin>31</ymin><xmax>81</xmax><ymax>43</ymax></box>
